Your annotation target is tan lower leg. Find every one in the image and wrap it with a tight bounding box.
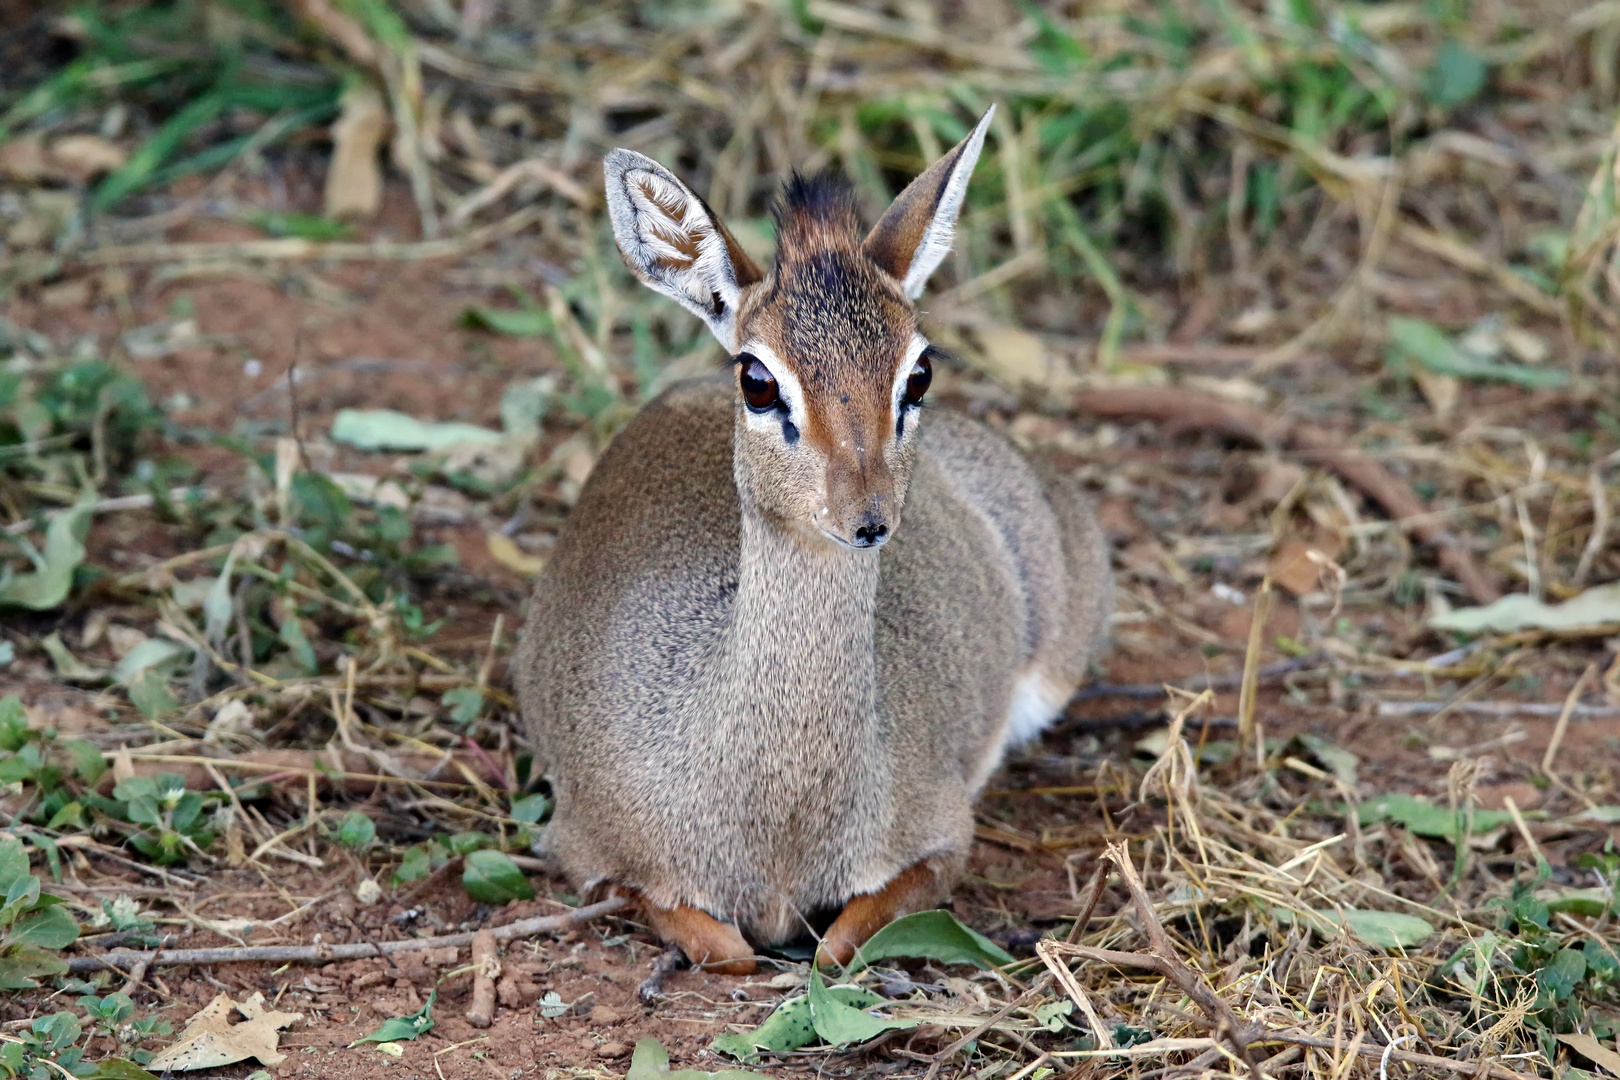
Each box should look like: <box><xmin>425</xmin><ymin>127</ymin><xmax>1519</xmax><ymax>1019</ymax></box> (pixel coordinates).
<box><xmin>815</xmin><ymin>858</ymin><xmax>951</xmax><ymax>968</ymax></box>
<box><xmin>608</xmin><ymin>886</ymin><xmax>756</xmax><ymax>976</ymax></box>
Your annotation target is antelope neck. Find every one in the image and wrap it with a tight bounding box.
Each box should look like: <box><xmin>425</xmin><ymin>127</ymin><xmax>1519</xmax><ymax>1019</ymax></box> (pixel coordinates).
<box><xmin>725</xmin><ymin>497</ymin><xmax>882</xmax><ymax>733</ymax></box>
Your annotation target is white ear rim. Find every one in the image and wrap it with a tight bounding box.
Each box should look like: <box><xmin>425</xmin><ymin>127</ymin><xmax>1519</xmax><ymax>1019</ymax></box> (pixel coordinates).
<box><xmin>901</xmin><ymin>105</ymin><xmax>995</xmax><ymax>299</ymax></box>
<box><xmin>603</xmin><ymin>148</ymin><xmax>742</xmax><ymax>347</ymax></box>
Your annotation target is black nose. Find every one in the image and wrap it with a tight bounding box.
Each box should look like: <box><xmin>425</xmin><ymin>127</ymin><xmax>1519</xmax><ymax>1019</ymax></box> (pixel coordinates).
<box><xmin>853</xmin><ymin>521</ymin><xmax>889</xmax><ymax>547</ymax></box>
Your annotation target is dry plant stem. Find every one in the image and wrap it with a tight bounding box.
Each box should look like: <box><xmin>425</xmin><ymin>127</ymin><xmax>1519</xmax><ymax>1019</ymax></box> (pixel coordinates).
<box><xmin>1541</xmin><ymin>663</ymin><xmax>1597</xmax><ymax>778</ymax></box>
<box><xmin>1073</xmin><ymin>388</ymin><xmax>1500</xmax><ymax>602</ymax></box>
<box><xmin>1100</xmin><ymin>842</ymin><xmax>1266</xmax><ymax>1076</ymax></box>
<box><xmin>1270</xmin><ymin>1030</ymin><xmax>1540</xmax><ymax>1080</ymax></box>
<box><xmin>932</xmin><ymin>974</ymin><xmax>1054</xmax><ymax>1063</ymax></box>
<box><xmin>1037</xmin><ymin>940</ymin><xmax>1112</xmax><ymax>1051</ymax></box>
<box><xmin>66</xmin><ymin>897</ymin><xmax>627</xmax><ymax>973</ymax></box>
<box><xmin>465</xmin><ymin>929</ymin><xmax>498</xmax><ymax>1028</ymax></box>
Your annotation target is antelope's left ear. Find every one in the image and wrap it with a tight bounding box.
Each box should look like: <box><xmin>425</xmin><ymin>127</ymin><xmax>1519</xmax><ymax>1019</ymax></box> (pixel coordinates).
<box><xmin>863</xmin><ymin>106</ymin><xmax>994</xmax><ymax>299</ymax></box>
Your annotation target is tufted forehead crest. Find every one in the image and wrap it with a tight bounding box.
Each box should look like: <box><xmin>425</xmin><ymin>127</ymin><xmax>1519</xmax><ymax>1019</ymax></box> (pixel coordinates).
<box><xmin>771</xmin><ymin>172</ymin><xmax>863</xmax><ymax>262</ymax></box>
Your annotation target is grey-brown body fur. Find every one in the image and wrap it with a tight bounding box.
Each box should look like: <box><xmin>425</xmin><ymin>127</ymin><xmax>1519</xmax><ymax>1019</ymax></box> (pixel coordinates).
<box><xmin>515</xmin><ymin>376</ymin><xmax>1111</xmax><ymax>944</ymax></box>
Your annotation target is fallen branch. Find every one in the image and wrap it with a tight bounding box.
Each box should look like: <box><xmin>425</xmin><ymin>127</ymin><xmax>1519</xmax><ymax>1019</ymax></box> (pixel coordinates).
<box><xmin>1071</xmin><ymin>655</ymin><xmax>1325</xmax><ymax>702</ymax></box>
<box><xmin>66</xmin><ymin>897</ymin><xmax>627</xmax><ymax>973</ymax></box>
<box><xmin>1073</xmin><ymin>388</ymin><xmax>1501</xmax><ymax>603</ymax></box>
<box><xmin>1376</xmin><ymin>699</ymin><xmax>1620</xmax><ymax>719</ymax></box>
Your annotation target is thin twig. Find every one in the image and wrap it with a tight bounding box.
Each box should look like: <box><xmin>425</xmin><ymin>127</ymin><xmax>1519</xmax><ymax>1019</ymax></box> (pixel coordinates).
<box><xmin>67</xmin><ymin>897</ymin><xmax>626</xmax><ymax>973</ymax></box>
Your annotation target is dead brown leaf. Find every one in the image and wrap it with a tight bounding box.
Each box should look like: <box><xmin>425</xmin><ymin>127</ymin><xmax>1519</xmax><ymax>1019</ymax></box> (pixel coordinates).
<box><xmin>324</xmin><ymin>82</ymin><xmax>389</xmax><ymax>219</ymax></box>
<box><xmin>146</xmin><ymin>991</ymin><xmax>303</xmax><ymax>1071</ymax></box>
<box><xmin>1555</xmin><ymin>1032</ymin><xmax>1620</xmax><ymax>1077</ymax></box>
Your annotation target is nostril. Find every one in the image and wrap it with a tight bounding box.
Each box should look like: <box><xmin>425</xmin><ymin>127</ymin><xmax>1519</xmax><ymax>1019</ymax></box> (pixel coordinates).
<box><xmin>853</xmin><ymin>522</ymin><xmax>889</xmax><ymax>546</ymax></box>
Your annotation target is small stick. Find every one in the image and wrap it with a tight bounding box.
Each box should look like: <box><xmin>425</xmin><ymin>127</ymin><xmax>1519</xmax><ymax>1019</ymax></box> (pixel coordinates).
<box><xmin>1037</xmin><ymin>939</ymin><xmax>1112</xmax><ymax>1050</ymax></box>
<box><xmin>1070</xmin><ymin>655</ymin><xmax>1323</xmax><ymax>702</ymax></box>
<box><xmin>1376</xmin><ymin>700</ymin><xmax>1620</xmax><ymax>719</ymax></box>
<box><xmin>67</xmin><ymin>896</ymin><xmax>626</xmax><ymax>973</ymax></box>
<box><xmin>465</xmin><ymin>930</ymin><xmax>499</xmax><ymax>1028</ymax></box>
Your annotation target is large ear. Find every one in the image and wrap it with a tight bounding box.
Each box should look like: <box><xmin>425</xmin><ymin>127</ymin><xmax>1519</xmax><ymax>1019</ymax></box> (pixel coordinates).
<box><xmin>603</xmin><ymin>149</ymin><xmax>765</xmax><ymax>348</ymax></box>
<box><xmin>863</xmin><ymin>106</ymin><xmax>995</xmax><ymax>299</ymax></box>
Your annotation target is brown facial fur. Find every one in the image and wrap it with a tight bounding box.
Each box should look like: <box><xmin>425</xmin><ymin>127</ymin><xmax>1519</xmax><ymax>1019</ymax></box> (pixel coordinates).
<box><xmin>733</xmin><ymin>176</ymin><xmax>919</xmax><ymax>547</ymax></box>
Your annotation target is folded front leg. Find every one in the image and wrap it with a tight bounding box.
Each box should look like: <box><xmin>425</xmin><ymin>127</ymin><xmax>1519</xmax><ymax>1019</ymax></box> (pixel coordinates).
<box><xmin>608</xmin><ymin>887</ymin><xmax>755</xmax><ymax>976</ymax></box>
<box><xmin>815</xmin><ymin>858</ymin><xmax>951</xmax><ymax>969</ymax></box>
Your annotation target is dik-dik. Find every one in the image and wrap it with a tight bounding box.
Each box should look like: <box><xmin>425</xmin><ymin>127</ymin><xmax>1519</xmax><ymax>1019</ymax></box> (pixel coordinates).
<box><xmin>515</xmin><ymin>107</ymin><xmax>1112</xmax><ymax>973</ymax></box>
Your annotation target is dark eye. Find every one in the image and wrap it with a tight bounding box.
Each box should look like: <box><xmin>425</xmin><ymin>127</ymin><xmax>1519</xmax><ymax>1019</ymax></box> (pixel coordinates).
<box><xmin>738</xmin><ymin>354</ymin><xmax>780</xmax><ymax>412</ymax></box>
<box><xmin>901</xmin><ymin>350</ymin><xmax>933</xmax><ymax>407</ymax></box>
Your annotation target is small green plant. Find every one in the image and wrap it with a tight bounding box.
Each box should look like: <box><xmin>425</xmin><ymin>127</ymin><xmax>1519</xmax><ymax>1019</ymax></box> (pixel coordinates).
<box><xmin>76</xmin><ymin>994</ymin><xmax>171</xmax><ymax>1066</ymax></box>
<box><xmin>391</xmin><ymin>832</ymin><xmax>535</xmax><ymax>904</ymax></box>
<box><xmin>0</xmin><ymin>695</ymin><xmax>107</xmax><ymax>831</ymax></box>
<box><xmin>0</xmin><ymin>1009</ymin><xmax>160</xmax><ymax>1079</ymax></box>
<box><xmin>0</xmin><ymin>835</ymin><xmax>80</xmax><ymax>990</ymax></box>
<box><xmin>97</xmin><ymin>774</ymin><xmax>218</xmax><ymax>866</ymax></box>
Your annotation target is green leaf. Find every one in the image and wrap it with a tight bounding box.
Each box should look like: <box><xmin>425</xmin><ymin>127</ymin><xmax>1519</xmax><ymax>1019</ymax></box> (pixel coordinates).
<box><xmin>1327</xmin><ymin>909</ymin><xmax>1433</xmax><ymax>949</ymax></box>
<box><xmin>331</xmin><ymin>409</ymin><xmax>504</xmax><ymax>452</ymax></box>
<box><xmin>8</xmin><ymin>905</ymin><xmax>79</xmax><ymax>949</ymax></box>
<box><xmin>1578</xmin><ymin>806</ymin><xmax>1620</xmax><ymax>824</ymax></box>
<box><xmin>1583</xmin><ymin>937</ymin><xmax>1619</xmax><ymax>980</ymax></box>
<box><xmin>1358</xmin><ymin>793</ymin><xmax>1519</xmax><ymax>839</ymax></box>
<box><xmin>1292</xmin><ymin>733</ymin><xmax>1358</xmax><ymax>785</ymax></box>
<box><xmin>113</xmin><ymin>639</ymin><xmax>188</xmax><ymax>687</ymax></box>
<box><xmin>1386</xmin><ymin>316</ymin><xmax>1567</xmax><ymax>389</ymax></box>
<box><xmin>127</xmin><ymin>670</ymin><xmax>179</xmax><ymax>720</ymax></box>
<box><xmin>627</xmin><ymin>1038</ymin><xmax>768</xmax><ymax>1079</ymax></box>
<box><xmin>394</xmin><ymin>844</ymin><xmax>431</xmax><ymax>883</ymax></box>
<box><xmin>845</xmin><ymin>909</ymin><xmax>1015</xmax><ymax>973</ymax></box>
<box><xmin>461</xmin><ymin>850</ymin><xmax>535</xmax><ymax>904</ymax></box>
<box><xmin>509</xmin><ymin>794</ymin><xmax>551</xmax><ymax>825</ymax></box>
<box><xmin>62</xmin><ymin>739</ymin><xmax>106</xmax><ymax>783</ymax></box>
<box><xmin>336</xmin><ymin>812</ymin><xmax>376</xmax><ymax>850</ymax></box>
<box><xmin>0</xmin><ymin>503</ymin><xmax>92</xmax><ymax>610</ymax></box>
<box><xmin>1537</xmin><ymin>948</ymin><xmax>1587</xmax><ymax>1002</ymax></box>
<box><xmin>1035</xmin><ymin>999</ymin><xmax>1075</xmax><ymax>1031</ymax></box>
<box><xmin>0</xmin><ymin>836</ymin><xmax>30</xmax><ymax>894</ymax></box>
<box><xmin>711</xmin><ymin>985</ymin><xmax>884</xmax><ymax>1061</ymax></box>
<box><xmin>350</xmin><ymin>991</ymin><xmax>435</xmax><ymax>1045</ymax></box>
<box><xmin>441</xmin><ymin>687</ymin><xmax>484</xmax><ymax>725</ymax></box>
<box><xmin>1545</xmin><ymin>888</ymin><xmax>1611</xmax><ymax>918</ymax></box>
<box><xmin>806</xmin><ymin>969</ymin><xmax>919</xmax><ymax>1047</ymax></box>
<box><xmin>0</xmin><ymin>944</ymin><xmax>69</xmax><ymax>988</ymax></box>
<box><xmin>47</xmin><ymin>801</ymin><xmax>85</xmax><ymax>830</ymax></box>
<box><xmin>1274</xmin><ymin>907</ymin><xmax>1433</xmax><ymax>948</ymax></box>
<box><xmin>1429</xmin><ymin>583</ymin><xmax>1620</xmax><ymax>635</ymax></box>
<box><xmin>460</xmin><ymin>306</ymin><xmax>552</xmax><ymax>338</ymax></box>
<box><xmin>40</xmin><ymin>632</ymin><xmax>107</xmax><ymax>682</ymax></box>
<box><xmin>277</xmin><ymin>616</ymin><xmax>318</xmax><ymax>676</ymax></box>
<box><xmin>244</xmin><ymin>211</ymin><xmax>350</xmax><ymax>241</ymax></box>
<box><xmin>1425</xmin><ymin>40</ymin><xmax>1487</xmax><ymax>108</ymax></box>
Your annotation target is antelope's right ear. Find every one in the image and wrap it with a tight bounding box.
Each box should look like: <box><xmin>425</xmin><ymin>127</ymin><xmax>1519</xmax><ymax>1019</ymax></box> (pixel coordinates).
<box><xmin>603</xmin><ymin>149</ymin><xmax>764</xmax><ymax>348</ymax></box>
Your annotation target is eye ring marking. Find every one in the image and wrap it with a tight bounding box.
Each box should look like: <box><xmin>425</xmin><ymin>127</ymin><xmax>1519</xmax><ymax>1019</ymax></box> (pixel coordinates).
<box><xmin>737</xmin><ymin>353</ymin><xmax>783</xmax><ymax>413</ymax></box>
<box><xmin>901</xmin><ymin>348</ymin><xmax>934</xmax><ymax>408</ymax></box>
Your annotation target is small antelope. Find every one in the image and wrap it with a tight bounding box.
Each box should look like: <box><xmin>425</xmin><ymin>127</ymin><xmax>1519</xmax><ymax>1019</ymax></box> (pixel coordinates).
<box><xmin>515</xmin><ymin>107</ymin><xmax>1112</xmax><ymax>973</ymax></box>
